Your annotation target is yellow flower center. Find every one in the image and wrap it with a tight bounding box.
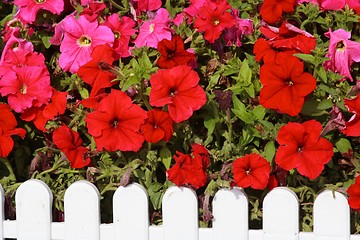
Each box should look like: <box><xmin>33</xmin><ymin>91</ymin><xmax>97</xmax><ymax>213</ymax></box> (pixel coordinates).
<box><xmin>114</xmin><ymin>31</ymin><xmax>121</xmax><ymax>39</ymax></box>
<box><xmin>336</xmin><ymin>41</ymin><xmax>345</xmax><ymax>51</ymax></box>
<box><xmin>78</xmin><ymin>35</ymin><xmax>92</xmax><ymax>46</ymax></box>
<box><xmin>34</xmin><ymin>0</ymin><xmax>46</xmax><ymax>3</ymax></box>
<box><xmin>149</xmin><ymin>23</ymin><xmax>155</xmax><ymax>33</ymax></box>
<box><xmin>19</xmin><ymin>84</ymin><xmax>27</xmax><ymax>94</ymax></box>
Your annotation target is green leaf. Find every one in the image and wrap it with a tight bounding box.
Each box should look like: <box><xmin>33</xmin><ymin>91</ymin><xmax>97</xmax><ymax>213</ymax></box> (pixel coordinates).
<box><xmin>252</xmin><ymin>105</ymin><xmax>266</xmax><ymax>121</ymax></box>
<box><xmin>239</xmin><ymin>59</ymin><xmax>252</xmax><ymax>84</ymax></box>
<box><xmin>232</xmin><ymin>95</ymin><xmax>253</xmax><ymax>123</ymax></box>
<box><xmin>41</xmin><ymin>36</ymin><xmax>52</xmax><ymax>49</ymax></box>
<box><xmin>293</xmin><ymin>53</ymin><xmax>316</xmax><ymax>64</ymax></box>
<box><xmin>160</xmin><ymin>147</ymin><xmax>172</xmax><ymax>170</ymax></box>
<box><xmin>264</xmin><ymin>141</ymin><xmax>276</xmax><ymax>163</ymax></box>
<box><xmin>335</xmin><ymin>138</ymin><xmax>352</xmax><ymax>154</ymax></box>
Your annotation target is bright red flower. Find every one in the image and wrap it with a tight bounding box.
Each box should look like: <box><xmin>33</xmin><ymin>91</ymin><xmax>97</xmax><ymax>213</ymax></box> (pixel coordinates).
<box><xmin>194</xmin><ymin>0</ymin><xmax>236</xmax><ymax>43</ymax></box>
<box><xmin>85</xmin><ymin>89</ymin><xmax>147</xmax><ymax>152</ymax></box>
<box><xmin>232</xmin><ymin>153</ymin><xmax>271</xmax><ymax>190</ymax></box>
<box><xmin>157</xmin><ymin>35</ymin><xmax>196</xmax><ymax>69</ymax></box>
<box><xmin>259</xmin><ymin>52</ymin><xmax>316</xmax><ymax>116</ymax></box>
<box><xmin>275</xmin><ymin>120</ymin><xmax>334</xmax><ymax>180</ymax></box>
<box><xmin>149</xmin><ymin>65</ymin><xmax>206</xmax><ymax>123</ymax></box>
<box><xmin>253</xmin><ymin>38</ymin><xmax>277</xmax><ymax>63</ymax></box>
<box><xmin>260</xmin><ymin>0</ymin><xmax>296</xmax><ymax>24</ymax></box>
<box><xmin>343</xmin><ymin>94</ymin><xmax>360</xmax><ymax>136</ymax></box>
<box><xmin>141</xmin><ymin>109</ymin><xmax>174</xmax><ymax>144</ymax></box>
<box><xmin>77</xmin><ymin>44</ymin><xmax>116</xmax><ymax>97</ymax></box>
<box><xmin>0</xmin><ymin>103</ymin><xmax>26</xmax><ymax>157</ymax></box>
<box><xmin>191</xmin><ymin>143</ymin><xmax>210</xmax><ymax>169</ymax></box>
<box><xmin>347</xmin><ymin>175</ymin><xmax>360</xmax><ymax>212</ymax></box>
<box><xmin>132</xmin><ymin>0</ymin><xmax>162</xmax><ymax>12</ymax></box>
<box><xmin>53</xmin><ymin>126</ymin><xmax>90</xmax><ymax>168</ymax></box>
<box><xmin>80</xmin><ymin>2</ymin><xmax>106</xmax><ymax>22</ymax></box>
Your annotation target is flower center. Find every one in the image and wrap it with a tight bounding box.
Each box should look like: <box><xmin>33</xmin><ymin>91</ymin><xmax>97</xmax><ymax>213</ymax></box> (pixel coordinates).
<box><xmin>114</xmin><ymin>31</ymin><xmax>121</xmax><ymax>39</ymax></box>
<box><xmin>169</xmin><ymin>89</ymin><xmax>177</xmax><ymax>97</ymax></box>
<box><xmin>213</xmin><ymin>18</ymin><xmax>220</xmax><ymax>26</ymax></box>
<box><xmin>34</xmin><ymin>0</ymin><xmax>46</xmax><ymax>3</ymax></box>
<box><xmin>246</xmin><ymin>169</ymin><xmax>251</xmax><ymax>175</ymax></box>
<box><xmin>78</xmin><ymin>35</ymin><xmax>92</xmax><ymax>47</ymax></box>
<box><xmin>112</xmin><ymin>119</ymin><xmax>119</xmax><ymax>128</ymax></box>
<box><xmin>288</xmin><ymin>80</ymin><xmax>294</xmax><ymax>86</ymax></box>
<box><xmin>149</xmin><ymin>23</ymin><xmax>155</xmax><ymax>33</ymax></box>
<box><xmin>336</xmin><ymin>41</ymin><xmax>345</xmax><ymax>50</ymax></box>
<box><xmin>19</xmin><ymin>84</ymin><xmax>27</xmax><ymax>94</ymax></box>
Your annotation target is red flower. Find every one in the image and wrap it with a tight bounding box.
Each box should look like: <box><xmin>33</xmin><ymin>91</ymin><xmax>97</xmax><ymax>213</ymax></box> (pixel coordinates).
<box><xmin>342</xmin><ymin>94</ymin><xmax>360</xmax><ymax>136</ymax></box>
<box><xmin>194</xmin><ymin>0</ymin><xmax>236</xmax><ymax>43</ymax></box>
<box><xmin>191</xmin><ymin>143</ymin><xmax>210</xmax><ymax>169</ymax></box>
<box><xmin>347</xmin><ymin>175</ymin><xmax>360</xmax><ymax>212</ymax></box>
<box><xmin>232</xmin><ymin>153</ymin><xmax>271</xmax><ymax>190</ymax></box>
<box><xmin>141</xmin><ymin>109</ymin><xmax>174</xmax><ymax>143</ymax></box>
<box><xmin>0</xmin><ymin>103</ymin><xmax>26</xmax><ymax>157</ymax></box>
<box><xmin>259</xmin><ymin>52</ymin><xmax>316</xmax><ymax>116</ymax></box>
<box><xmin>149</xmin><ymin>65</ymin><xmax>206</xmax><ymax>123</ymax></box>
<box><xmin>275</xmin><ymin>120</ymin><xmax>334</xmax><ymax>180</ymax></box>
<box><xmin>260</xmin><ymin>0</ymin><xmax>295</xmax><ymax>24</ymax></box>
<box><xmin>253</xmin><ymin>38</ymin><xmax>276</xmax><ymax>63</ymax></box>
<box><xmin>77</xmin><ymin>44</ymin><xmax>116</xmax><ymax>97</ymax></box>
<box><xmin>157</xmin><ymin>35</ymin><xmax>195</xmax><ymax>69</ymax></box>
<box><xmin>85</xmin><ymin>89</ymin><xmax>147</xmax><ymax>152</ymax></box>
<box><xmin>53</xmin><ymin>126</ymin><xmax>90</xmax><ymax>168</ymax></box>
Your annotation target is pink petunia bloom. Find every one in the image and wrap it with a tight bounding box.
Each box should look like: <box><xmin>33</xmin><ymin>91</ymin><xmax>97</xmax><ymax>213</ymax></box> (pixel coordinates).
<box><xmin>134</xmin><ymin>8</ymin><xmax>172</xmax><ymax>48</ymax></box>
<box><xmin>0</xmin><ymin>33</ymin><xmax>34</xmax><ymax>65</ymax></box>
<box><xmin>103</xmin><ymin>14</ymin><xmax>137</xmax><ymax>59</ymax></box>
<box><xmin>131</xmin><ymin>0</ymin><xmax>162</xmax><ymax>12</ymax></box>
<box><xmin>58</xmin><ymin>15</ymin><xmax>114</xmax><ymax>73</ymax></box>
<box><xmin>14</xmin><ymin>0</ymin><xmax>64</xmax><ymax>23</ymax></box>
<box><xmin>80</xmin><ymin>2</ymin><xmax>107</xmax><ymax>22</ymax></box>
<box><xmin>324</xmin><ymin>28</ymin><xmax>360</xmax><ymax>81</ymax></box>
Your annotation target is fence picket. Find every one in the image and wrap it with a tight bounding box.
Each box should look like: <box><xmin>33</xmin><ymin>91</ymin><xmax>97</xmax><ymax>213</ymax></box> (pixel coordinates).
<box><xmin>64</xmin><ymin>180</ymin><xmax>100</xmax><ymax>240</ymax></box>
<box><xmin>263</xmin><ymin>187</ymin><xmax>299</xmax><ymax>240</ymax></box>
<box><xmin>113</xmin><ymin>183</ymin><xmax>149</xmax><ymax>240</ymax></box>
<box><xmin>212</xmin><ymin>188</ymin><xmax>248</xmax><ymax>240</ymax></box>
<box><xmin>314</xmin><ymin>190</ymin><xmax>350</xmax><ymax>240</ymax></box>
<box><xmin>0</xmin><ymin>184</ymin><xmax>4</xmax><ymax>240</ymax></box>
<box><xmin>15</xmin><ymin>179</ymin><xmax>53</xmax><ymax>240</ymax></box>
<box><xmin>162</xmin><ymin>186</ymin><xmax>198</xmax><ymax>240</ymax></box>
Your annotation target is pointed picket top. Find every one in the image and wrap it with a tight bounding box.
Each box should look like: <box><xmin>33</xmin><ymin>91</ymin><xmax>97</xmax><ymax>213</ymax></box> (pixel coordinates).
<box><xmin>314</xmin><ymin>190</ymin><xmax>350</xmax><ymax>240</ymax></box>
<box><xmin>0</xmin><ymin>183</ymin><xmax>4</xmax><ymax>240</ymax></box>
<box><xmin>212</xmin><ymin>187</ymin><xmax>248</xmax><ymax>240</ymax></box>
<box><xmin>15</xmin><ymin>179</ymin><xmax>53</xmax><ymax>240</ymax></box>
<box><xmin>113</xmin><ymin>183</ymin><xmax>149</xmax><ymax>240</ymax></box>
<box><xmin>162</xmin><ymin>186</ymin><xmax>198</xmax><ymax>240</ymax></box>
<box><xmin>64</xmin><ymin>180</ymin><xmax>100</xmax><ymax>240</ymax></box>
<box><xmin>263</xmin><ymin>187</ymin><xmax>299</xmax><ymax>240</ymax></box>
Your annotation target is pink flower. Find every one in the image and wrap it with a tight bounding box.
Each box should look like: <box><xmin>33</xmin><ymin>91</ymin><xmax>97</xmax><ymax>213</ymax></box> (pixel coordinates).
<box><xmin>223</xmin><ymin>9</ymin><xmax>253</xmax><ymax>47</ymax></box>
<box><xmin>134</xmin><ymin>8</ymin><xmax>172</xmax><ymax>48</ymax></box>
<box><xmin>324</xmin><ymin>28</ymin><xmax>360</xmax><ymax>81</ymax></box>
<box><xmin>0</xmin><ymin>33</ymin><xmax>33</xmax><ymax>64</ymax></box>
<box><xmin>14</xmin><ymin>0</ymin><xmax>64</xmax><ymax>23</ymax></box>
<box><xmin>58</xmin><ymin>15</ymin><xmax>114</xmax><ymax>73</ymax></box>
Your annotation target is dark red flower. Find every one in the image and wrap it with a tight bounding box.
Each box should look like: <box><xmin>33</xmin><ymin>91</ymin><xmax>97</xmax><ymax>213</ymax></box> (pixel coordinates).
<box><xmin>342</xmin><ymin>94</ymin><xmax>360</xmax><ymax>136</ymax></box>
<box><xmin>267</xmin><ymin>174</ymin><xmax>278</xmax><ymax>190</ymax></box>
<box><xmin>149</xmin><ymin>65</ymin><xmax>206</xmax><ymax>123</ymax></box>
<box><xmin>232</xmin><ymin>153</ymin><xmax>271</xmax><ymax>190</ymax></box>
<box><xmin>85</xmin><ymin>89</ymin><xmax>147</xmax><ymax>152</ymax></box>
<box><xmin>260</xmin><ymin>0</ymin><xmax>295</xmax><ymax>24</ymax></box>
<box><xmin>347</xmin><ymin>175</ymin><xmax>360</xmax><ymax>212</ymax></box>
<box><xmin>275</xmin><ymin>120</ymin><xmax>334</xmax><ymax>180</ymax></box>
<box><xmin>53</xmin><ymin>125</ymin><xmax>90</xmax><ymax>168</ymax></box>
<box><xmin>194</xmin><ymin>0</ymin><xmax>236</xmax><ymax>43</ymax></box>
<box><xmin>157</xmin><ymin>35</ymin><xmax>195</xmax><ymax>69</ymax></box>
<box><xmin>141</xmin><ymin>109</ymin><xmax>174</xmax><ymax>143</ymax></box>
<box><xmin>80</xmin><ymin>2</ymin><xmax>106</xmax><ymax>22</ymax></box>
<box><xmin>259</xmin><ymin>52</ymin><xmax>316</xmax><ymax>116</ymax></box>
<box><xmin>191</xmin><ymin>143</ymin><xmax>210</xmax><ymax>169</ymax></box>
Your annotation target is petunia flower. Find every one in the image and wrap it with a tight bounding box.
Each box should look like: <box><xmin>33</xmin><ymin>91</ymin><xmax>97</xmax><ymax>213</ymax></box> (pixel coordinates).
<box><xmin>323</xmin><ymin>28</ymin><xmax>360</xmax><ymax>82</ymax></box>
<box><xmin>149</xmin><ymin>65</ymin><xmax>207</xmax><ymax>123</ymax></box>
<box><xmin>134</xmin><ymin>8</ymin><xmax>172</xmax><ymax>48</ymax></box>
<box><xmin>347</xmin><ymin>175</ymin><xmax>360</xmax><ymax>212</ymax></box>
<box><xmin>53</xmin><ymin>125</ymin><xmax>91</xmax><ymax>169</ymax></box>
<box><xmin>232</xmin><ymin>153</ymin><xmax>271</xmax><ymax>190</ymax></box>
<box><xmin>194</xmin><ymin>0</ymin><xmax>236</xmax><ymax>43</ymax></box>
<box><xmin>141</xmin><ymin>109</ymin><xmax>174</xmax><ymax>144</ymax></box>
<box><xmin>342</xmin><ymin>94</ymin><xmax>360</xmax><ymax>136</ymax></box>
<box><xmin>275</xmin><ymin>120</ymin><xmax>334</xmax><ymax>180</ymax></box>
<box><xmin>191</xmin><ymin>143</ymin><xmax>210</xmax><ymax>170</ymax></box>
<box><xmin>260</xmin><ymin>0</ymin><xmax>296</xmax><ymax>24</ymax></box>
<box><xmin>80</xmin><ymin>2</ymin><xmax>106</xmax><ymax>22</ymax></box>
<box><xmin>85</xmin><ymin>89</ymin><xmax>147</xmax><ymax>152</ymax></box>
<box><xmin>14</xmin><ymin>0</ymin><xmax>64</xmax><ymax>23</ymax></box>
<box><xmin>131</xmin><ymin>0</ymin><xmax>162</xmax><ymax>12</ymax></box>
<box><xmin>58</xmin><ymin>15</ymin><xmax>114</xmax><ymax>73</ymax></box>
<box><xmin>259</xmin><ymin>52</ymin><xmax>316</xmax><ymax>116</ymax></box>
<box><xmin>223</xmin><ymin>9</ymin><xmax>253</xmax><ymax>47</ymax></box>
<box><xmin>156</xmin><ymin>35</ymin><xmax>196</xmax><ymax>69</ymax></box>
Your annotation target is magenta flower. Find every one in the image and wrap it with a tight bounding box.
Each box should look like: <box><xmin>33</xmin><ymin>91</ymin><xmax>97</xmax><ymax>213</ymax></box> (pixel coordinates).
<box><xmin>134</xmin><ymin>8</ymin><xmax>172</xmax><ymax>48</ymax></box>
<box><xmin>58</xmin><ymin>15</ymin><xmax>114</xmax><ymax>73</ymax></box>
<box><xmin>324</xmin><ymin>29</ymin><xmax>360</xmax><ymax>81</ymax></box>
<box><xmin>14</xmin><ymin>0</ymin><xmax>64</xmax><ymax>23</ymax></box>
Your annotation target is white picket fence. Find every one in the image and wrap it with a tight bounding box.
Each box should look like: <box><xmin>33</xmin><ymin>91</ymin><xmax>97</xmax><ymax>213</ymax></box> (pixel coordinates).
<box><xmin>0</xmin><ymin>179</ymin><xmax>359</xmax><ymax>240</ymax></box>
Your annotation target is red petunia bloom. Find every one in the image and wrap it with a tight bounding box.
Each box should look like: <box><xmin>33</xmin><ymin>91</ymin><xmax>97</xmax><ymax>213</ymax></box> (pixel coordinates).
<box><xmin>77</xmin><ymin>44</ymin><xmax>116</xmax><ymax>97</ymax></box>
<box><xmin>343</xmin><ymin>94</ymin><xmax>360</xmax><ymax>136</ymax></box>
<box><xmin>275</xmin><ymin>120</ymin><xmax>334</xmax><ymax>180</ymax></box>
<box><xmin>259</xmin><ymin>52</ymin><xmax>316</xmax><ymax>116</ymax></box>
<box><xmin>85</xmin><ymin>89</ymin><xmax>147</xmax><ymax>152</ymax></box>
<box><xmin>0</xmin><ymin>103</ymin><xmax>26</xmax><ymax>157</ymax></box>
<box><xmin>194</xmin><ymin>0</ymin><xmax>236</xmax><ymax>43</ymax></box>
<box><xmin>53</xmin><ymin>125</ymin><xmax>90</xmax><ymax>169</ymax></box>
<box><xmin>149</xmin><ymin>65</ymin><xmax>206</xmax><ymax>123</ymax></box>
<box><xmin>232</xmin><ymin>153</ymin><xmax>271</xmax><ymax>190</ymax></box>
<box><xmin>260</xmin><ymin>0</ymin><xmax>296</xmax><ymax>24</ymax></box>
<box><xmin>191</xmin><ymin>143</ymin><xmax>210</xmax><ymax>169</ymax></box>
<box><xmin>141</xmin><ymin>109</ymin><xmax>174</xmax><ymax>143</ymax></box>
<box><xmin>157</xmin><ymin>35</ymin><xmax>196</xmax><ymax>69</ymax></box>
<box><xmin>347</xmin><ymin>175</ymin><xmax>360</xmax><ymax>212</ymax></box>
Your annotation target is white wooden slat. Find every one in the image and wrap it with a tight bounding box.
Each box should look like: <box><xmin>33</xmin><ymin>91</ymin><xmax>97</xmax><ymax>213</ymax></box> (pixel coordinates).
<box><xmin>0</xmin><ymin>184</ymin><xmax>4</xmax><ymax>240</ymax></box>
<box><xmin>64</xmin><ymin>180</ymin><xmax>100</xmax><ymax>240</ymax></box>
<box><xmin>15</xmin><ymin>179</ymin><xmax>53</xmax><ymax>240</ymax></box>
<box><xmin>212</xmin><ymin>188</ymin><xmax>248</xmax><ymax>240</ymax></box>
<box><xmin>100</xmin><ymin>223</ymin><xmax>113</xmax><ymax>240</ymax></box>
<box><xmin>249</xmin><ymin>229</ymin><xmax>264</xmax><ymax>240</ymax></box>
<box><xmin>51</xmin><ymin>222</ymin><xmax>65</xmax><ymax>240</ymax></box>
<box><xmin>313</xmin><ymin>190</ymin><xmax>350</xmax><ymax>240</ymax></box>
<box><xmin>299</xmin><ymin>232</ymin><xmax>315</xmax><ymax>240</ymax></box>
<box><xmin>113</xmin><ymin>183</ymin><xmax>149</xmax><ymax>240</ymax></box>
<box><xmin>149</xmin><ymin>225</ymin><xmax>162</xmax><ymax>240</ymax></box>
<box><xmin>162</xmin><ymin>186</ymin><xmax>198</xmax><ymax>240</ymax></box>
<box><xmin>263</xmin><ymin>187</ymin><xmax>299</xmax><ymax>240</ymax></box>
